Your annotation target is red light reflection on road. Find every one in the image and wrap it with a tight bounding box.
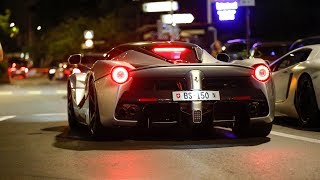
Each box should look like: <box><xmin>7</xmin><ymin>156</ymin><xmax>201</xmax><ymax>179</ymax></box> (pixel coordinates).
<box><xmin>89</xmin><ymin>151</ymin><xmax>156</xmax><ymax>179</ymax></box>
<box><xmin>243</xmin><ymin>148</ymin><xmax>301</xmax><ymax>178</ymax></box>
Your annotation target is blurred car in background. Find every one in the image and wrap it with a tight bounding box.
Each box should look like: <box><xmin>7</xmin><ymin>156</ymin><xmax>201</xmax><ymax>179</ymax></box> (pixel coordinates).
<box><xmin>222</xmin><ymin>39</ymin><xmax>255</xmax><ymax>60</ymax></box>
<box><xmin>48</xmin><ymin>62</ymin><xmax>70</xmax><ymax>80</ymax></box>
<box><xmin>250</xmin><ymin>41</ymin><xmax>291</xmax><ymax>63</ymax></box>
<box><xmin>48</xmin><ymin>53</ymin><xmax>108</xmax><ymax>80</ymax></box>
<box><xmin>8</xmin><ymin>57</ymin><xmax>29</xmax><ymax>78</ymax></box>
<box><xmin>289</xmin><ymin>35</ymin><xmax>320</xmax><ymax>51</ymax></box>
<box><xmin>270</xmin><ymin>45</ymin><xmax>320</xmax><ymax>127</ymax></box>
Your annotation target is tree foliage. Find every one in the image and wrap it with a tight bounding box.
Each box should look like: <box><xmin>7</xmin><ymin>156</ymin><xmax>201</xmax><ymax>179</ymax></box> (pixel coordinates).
<box><xmin>36</xmin><ymin>13</ymin><xmax>134</xmax><ymax>66</ymax></box>
<box><xmin>0</xmin><ymin>9</ymin><xmax>10</xmax><ymax>34</ymax></box>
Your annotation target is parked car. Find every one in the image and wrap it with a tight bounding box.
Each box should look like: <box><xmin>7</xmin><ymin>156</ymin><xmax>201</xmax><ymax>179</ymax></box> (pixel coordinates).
<box><xmin>289</xmin><ymin>35</ymin><xmax>320</xmax><ymax>51</ymax></box>
<box><xmin>250</xmin><ymin>41</ymin><xmax>291</xmax><ymax>63</ymax></box>
<box><xmin>222</xmin><ymin>39</ymin><xmax>255</xmax><ymax>60</ymax></box>
<box><xmin>8</xmin><ymin>57</ymin><xmax>29</xmax><ymax>78</ymax></box>
<box><xmin>270</xmin><ymin>45</ymin><xmax>320</xmax><ymax>127</ymax></box>
<box><xmin>48</xmin><ymin>53</ymin><xmax>108</xmax><ymax>80</ymax></box>
<box><xmin>67</xmin><ymin>41</ymin><xmax>274</xmax><ymax>138</ymax></box>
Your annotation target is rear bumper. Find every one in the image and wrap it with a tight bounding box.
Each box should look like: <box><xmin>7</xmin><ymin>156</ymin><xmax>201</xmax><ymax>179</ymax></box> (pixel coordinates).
<box><xmin>99</xmin><ymin>100</ymin><xmax>273</xmax><ymax>128</ymax></box>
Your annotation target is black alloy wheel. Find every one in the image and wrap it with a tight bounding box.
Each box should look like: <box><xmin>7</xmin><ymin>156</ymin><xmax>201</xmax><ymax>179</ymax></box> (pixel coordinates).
<box><xmin>88</xmin><ymin>80</ymin><xmax>104</xmax><ymax>137</ymax></box>
<box><xmin>67</xmin><ymin>82</ymin><xmax>78</xmax><ymax>129</ymax></box>
<box><xmin>295</xmin><ymin>75</ymin><xmax>319</xmax><ymax>127</ymax></box>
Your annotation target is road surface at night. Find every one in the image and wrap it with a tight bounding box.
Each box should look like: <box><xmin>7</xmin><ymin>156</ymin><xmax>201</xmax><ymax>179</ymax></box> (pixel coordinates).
<box><xmin>0</xmin><ymin>76</ymin><xmax>319</xmax><ymax>179</ymax></box>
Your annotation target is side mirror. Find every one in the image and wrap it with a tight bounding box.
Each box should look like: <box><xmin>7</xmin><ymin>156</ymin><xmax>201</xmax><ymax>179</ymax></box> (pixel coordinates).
<box><xmin>216</xmin><ymin>53</ymin><xmax>230</xmax><ymax>62</ymax></box>
<box><xmin>68</xmin><ymin>54</ymin><xmax>81</xmax><ymax>65</ymax></box>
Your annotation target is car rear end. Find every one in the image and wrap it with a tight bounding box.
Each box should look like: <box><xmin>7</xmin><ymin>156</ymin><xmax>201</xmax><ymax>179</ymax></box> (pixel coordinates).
<box><xmin>97</xmin><ymin>64</ymin><xmax>274</xmax><ymax>129</ymax></box>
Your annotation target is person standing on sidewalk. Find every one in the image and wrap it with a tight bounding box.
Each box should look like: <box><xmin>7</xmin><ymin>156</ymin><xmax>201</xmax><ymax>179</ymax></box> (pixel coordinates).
<box><xmin>211</xmin><ymin>40</ymin><xmax>223</xmax><ymax>58</ymax></box>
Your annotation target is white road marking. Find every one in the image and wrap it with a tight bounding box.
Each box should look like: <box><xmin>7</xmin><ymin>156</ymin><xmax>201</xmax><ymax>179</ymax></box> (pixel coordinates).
<box><xmin>0</xmin><ymin>116</ymin><xmax>16</xmax><ymax>122</ymax></box>
<box><xmin>56</xmin><ymin>90</ymin><xmax>67</xmax><ymax>94</ymax></box>
<box><xmin>32</xmin><ymin>113</ymin><xmax>66</xmax><ymax>116</ymax></box>
<box><xmin>0</xmin><ymin>91</ymin><xmax>13</xmax><ymax>95</ymax></box>
<box><xmin>271</xmin><ymin>131</ymin><xmax>320</xmax><ymax>144</ymax></box>
<box><xmin>27</xmin><ymin>91</ymin><xmax>42</xmax><ymax>95</ymax></box>
<box><xmin>0</xmin><ymin>90</ymin><xmax>66</xmax><ymax>95</ymax></box>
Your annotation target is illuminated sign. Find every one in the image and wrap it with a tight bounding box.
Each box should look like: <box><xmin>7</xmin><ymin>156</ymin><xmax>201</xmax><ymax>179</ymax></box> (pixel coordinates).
<box><xmin>143</xmin><ymin>1</ymin><xmax>179</xmax><ymax>12</ymax></box>
<box><xmin>216</xmin><ymin>1</ymin><xmax>238</xmax><ymax>21</ymax></box>
<box><xmin>161</xmin><ymin>13</ymin><xmax>195</xmax><ymax>24</ymax></box>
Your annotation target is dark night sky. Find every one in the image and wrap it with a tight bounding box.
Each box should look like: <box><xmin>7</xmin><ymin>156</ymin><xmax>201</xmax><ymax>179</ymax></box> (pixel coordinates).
<box><xmin>1</xmin><ymin>0</ymin><xmax>320</xmax><ymax>42</ymax></box>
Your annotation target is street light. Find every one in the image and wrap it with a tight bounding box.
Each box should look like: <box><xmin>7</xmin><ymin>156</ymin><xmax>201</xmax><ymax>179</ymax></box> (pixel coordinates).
<box><xmin>84</xmin><ymin>30</ymin><xmax>94</xmax><ymax>40</ymax></box>
<box><xmin>9</xmin><ymin>22</ymin><xmax>15</xmax><ymax>28</ymax></box>
<box><xmin>36</xmin><ymin>26</ymin><xmax>42</xmax><ymax>31</ymax></box>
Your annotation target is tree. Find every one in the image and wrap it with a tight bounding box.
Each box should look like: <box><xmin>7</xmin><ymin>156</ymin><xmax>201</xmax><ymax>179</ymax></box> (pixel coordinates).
<box><xmin>35</xmin><ymin>13</ymin><xmax>133</xmax><ymax>67</ymax></box>
<box><xmin>0</xmin><ymin>9</ymin><xmax>10</xmax><ymax>34</ymax></box>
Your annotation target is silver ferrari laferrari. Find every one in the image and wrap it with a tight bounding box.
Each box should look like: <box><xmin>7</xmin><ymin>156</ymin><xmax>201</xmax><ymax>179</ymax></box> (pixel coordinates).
<box><xmin>67</xmin><ymin>41</ymin><xmax>274</xmax><ymax>137</ymax></box>
<box><xmin>270</xmin><ymin>44</ymin><xmax>320</xmax><ymax>126</ymax></box>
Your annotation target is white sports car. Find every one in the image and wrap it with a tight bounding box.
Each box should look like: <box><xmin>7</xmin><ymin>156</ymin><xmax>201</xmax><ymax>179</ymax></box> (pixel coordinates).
<box><xmin>67</xmin><ymin>41</ymin><xmax>274</xmax><ymax>138</ymax></box>
<box><xmin>270</xmin><ymin>45</ymin><xmax>320</xmax><ymax>126</ymax></box>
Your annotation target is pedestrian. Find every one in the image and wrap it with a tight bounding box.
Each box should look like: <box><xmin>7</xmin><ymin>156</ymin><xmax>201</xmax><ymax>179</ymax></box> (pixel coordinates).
<box><xmin>211</xmin><ymin>40</ymin><xmax>223</xmax><ymax>58</ymax></box>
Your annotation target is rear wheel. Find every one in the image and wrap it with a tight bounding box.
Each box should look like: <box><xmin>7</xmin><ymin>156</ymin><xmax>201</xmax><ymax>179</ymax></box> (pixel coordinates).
<box><xmin>249</xmin><ymin>122</ymin><xmax>272</xmax><ymax>137</ymax></box>
<box><xmin>67</xmin><ymin>82</ymin><xmax>78</xmax><ymax>129</ymax></box>
<box><xmin>295</xmin><ymin>75</ymin><xmax>319</xmax><ymax>127</ymax></box>
<box><xmin>232</xmin><ymin>104</ymin><xmax>272</xmax><ymax>138</ymax></box>
<box><xmin>88</xmin><ymin>80</ymin><xmax>104</xmax><ymax>138</ymax></box>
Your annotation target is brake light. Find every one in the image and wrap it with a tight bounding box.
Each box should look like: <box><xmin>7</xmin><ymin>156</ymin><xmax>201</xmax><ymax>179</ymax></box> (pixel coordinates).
<box><xmin>152</xmin><ymin>47</ymin><xmax>187</xmax><ymax>60</ymax></box>
<box><xmin>9</xmin><ymin>67</ymin><xmax>16</xmax><ymax>72</ymax></box>
<box><xmin>111</xmin><ymin>66</ymin><xmax>129</xmax><ymax>84</ymax></box>
<box><xmin>252</xmin><ymin>64</ymin><xmax>271</xmax><ymax>82</ymax></box>
<box><xmin>21</xmin><ymin>67</ymin><xmax>28</xmax><ymax>73</ymax></box>
<box><xmin>72</xmin><ymin>68</ymin><xmax>81</xmax><ymax>74</ymax></box>
<box><xmin>153</xmin><ymin>47</ymin><xmax>186</xmax><ymax>52</ymax></box>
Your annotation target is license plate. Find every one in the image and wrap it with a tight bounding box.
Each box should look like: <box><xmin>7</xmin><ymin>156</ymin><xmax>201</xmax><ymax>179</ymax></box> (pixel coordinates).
<box><xmin>172</xmin><ymin>91</ymin><xmax>220</xmax><ymax>101</ymax></box>
<box><xmin>15</xmin><ymin>70</ymin><xmax>21</xmax><ymax>74</ymax></box>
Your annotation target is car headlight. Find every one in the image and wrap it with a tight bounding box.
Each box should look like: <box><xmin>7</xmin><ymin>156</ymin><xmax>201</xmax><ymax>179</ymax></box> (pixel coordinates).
<box><xmin>49</xmin><ymin>69</ymin><xmax>56</xmax><ymax>74</ymax></box>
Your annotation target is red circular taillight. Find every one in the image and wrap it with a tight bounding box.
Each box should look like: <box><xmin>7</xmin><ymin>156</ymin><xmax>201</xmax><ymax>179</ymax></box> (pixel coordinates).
<box><xmin>111</xmin><ymin>66</ymin><xmax>129</xmax><ymax>84</ymax></box>
<box><xmin>253</xmin><ymin>64</ymin><xmax>271</xmax><ymax>82</ymax></box>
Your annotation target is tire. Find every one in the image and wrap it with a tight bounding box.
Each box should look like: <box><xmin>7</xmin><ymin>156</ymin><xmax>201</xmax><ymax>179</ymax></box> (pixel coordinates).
<box><xmin>67</xmin><ymin>82</ymin><xmax>78</xmax><ymax>129</ymax></box>
<box><xmin>295</xmin><ymin>75</ymin><xmax>319</xmax><ymax>127</ymax></box>
<box><xmin>88</xmin><ymin>79</ymin><xmax>104</xmax><ymax>138</ymax></box>
<box><xmin>249</xmin><ymin>122</ymin><xmax>272</xmax><ymax>137</ymax></box>
<box><xmin>48</xmin><ymin>74</ymin><xmax>54</xmax><ymax>80</ymax></box>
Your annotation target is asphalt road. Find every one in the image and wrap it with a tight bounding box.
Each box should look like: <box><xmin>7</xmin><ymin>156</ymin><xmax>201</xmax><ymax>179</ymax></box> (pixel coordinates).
<box><xmin>0</xmin><ymin>76</ymin><xmax>319</xmax><ymax>179</ymax></box>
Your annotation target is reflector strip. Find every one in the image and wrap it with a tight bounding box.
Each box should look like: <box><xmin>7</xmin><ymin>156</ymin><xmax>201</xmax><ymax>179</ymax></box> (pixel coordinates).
<box><xmin>232</xmin><ymin>96</ymin><xmax>251</xmax><ymax>100</ymax></box>
<box><xmin>138</xmin><ymin>98</ymin><xmax>158</xmax><ymax>102</ymax></box>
